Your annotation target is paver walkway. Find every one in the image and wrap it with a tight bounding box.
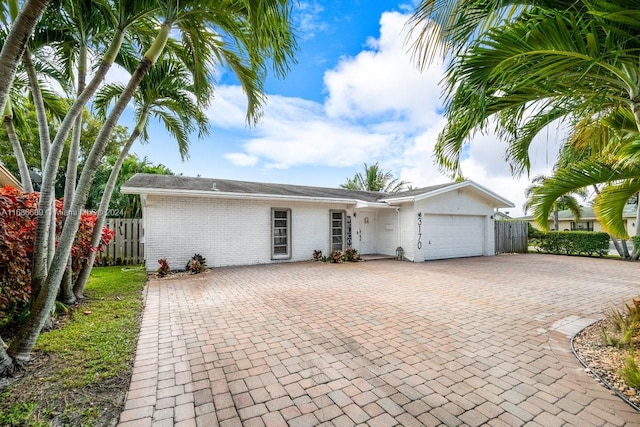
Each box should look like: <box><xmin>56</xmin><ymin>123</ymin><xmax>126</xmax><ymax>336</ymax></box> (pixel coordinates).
<box><xmin>118</xmin><ymin>254</ymin><xmax>640</xmax><ymax>426</ymax></box>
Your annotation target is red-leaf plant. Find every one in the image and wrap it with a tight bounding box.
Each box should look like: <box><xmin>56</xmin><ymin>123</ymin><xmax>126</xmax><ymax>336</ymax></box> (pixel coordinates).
<box><xmin>0</xmin><ymin>186</ymin><xmax>114</xmax><ymax>327</ymax></box>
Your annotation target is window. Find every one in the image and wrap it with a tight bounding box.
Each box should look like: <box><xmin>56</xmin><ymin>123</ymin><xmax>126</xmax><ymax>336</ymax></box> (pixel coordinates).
<box><xmin>330</xmin><ymin>210</ymin><xmax>345</xmax><ymax>251</ymax></box>
<box><xmin>571</xmin><ymin>221</ymin><xmax>593</xmax><ymax>231</ymax></box>
<box><xmin>272</xmin><ymin>209</ymin><xmax>291</xmax><ymax>259</ymax></box>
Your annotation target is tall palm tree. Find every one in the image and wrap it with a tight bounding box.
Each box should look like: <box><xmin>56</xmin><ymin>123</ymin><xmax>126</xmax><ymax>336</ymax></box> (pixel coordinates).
<box><xmin>49</xmin><ymin>0</ymin><xmax>126</xmax><ymax>305</ymax></box>
<box><xmin>407</xmin><ymin>1</ymin><xmax>640</xmax><ymax>248</ymax></box>
<box><xmin>7</xmin><ymin>0</ymin><xmax>297</xmax><ymax>365</ymax></box>
<box><xmin>29</xmin><ymin>0</ymin><xmax>155</xmax><ymax>307</ymax></box>
<box><xmin>0</xmin><ymin>0</ymin><xmax>50</xmax><ymax>122</ymax></box>
<box><xmin>0</xmin><ymin>0</ymin><xmax>52</xmax><ymax>375</ymax></box>
<box><xmin>341</xmin><ymin>162</ymin><xmax>409</xmax><ymax>192</ymax></box>
<box><xmin>3</xmin><ymin>98</ymin><xmax>33</xmax><ymax>192</ymax></box>
<box><xmin>429</xmin><ymin>5</ymin><xmax>640</xmax><ymax>175</ymax></box>
<box><xmin>73</xmin><ymin>58</ymin><xmax>209</xmax><ymax>298</ymax></box>
<box><xmin>528</xmin><ymin>159</ymin><xmax>640</xmax><ymax>259</ymax></box>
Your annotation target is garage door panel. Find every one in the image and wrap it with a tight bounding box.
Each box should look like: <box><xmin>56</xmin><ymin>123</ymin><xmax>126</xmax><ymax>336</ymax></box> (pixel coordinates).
<box><xmin>423</xmin><ymin>214</ymin><xmax>485</xmax><ymax>260</ymax></box>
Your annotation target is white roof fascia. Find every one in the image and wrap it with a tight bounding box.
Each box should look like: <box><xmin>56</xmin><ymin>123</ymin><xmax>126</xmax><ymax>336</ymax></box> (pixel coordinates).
<box><xmin>354</xmin><ymin>201</ymin><xmax>396</xmax><ymax>209</ymax></box>
<box><xmin>382</xmin><ymin>181</ymin><xmax>514</xmax><ymax>208</ymax></box>
<box><xmin>121</xmin><ymin>186</ymin><xmax>360</xmax><ymax>205</ymax></box>
<box><xmin>379</xmin><ymin>195</ymin><xmax>416</xmax><ymax>204</ymax></box>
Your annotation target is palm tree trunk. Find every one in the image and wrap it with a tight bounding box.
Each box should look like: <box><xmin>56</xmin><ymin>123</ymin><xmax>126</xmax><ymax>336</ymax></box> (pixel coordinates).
<box><xmin>64</xmin><ymin>44</ymin><xmax>87</xmax><ymax>207</ymax></box>
<box><xmin>0</xmin><ymin>0</ymin><xmax>50</xmax><ymax>119</ymax></box>
<box><xmin>553</xmin><ymin>210</ymin><xmax>559</xmax><ymax>231</ymax></box>
<box><xmin>4</xmin><ymin>112</ymin><xmax>34</xmax><ymax>193</ymax></box>
<box><xmin>24</xmin><ymin>46</ymin><xmax>56</xmax><ymax>277</ymax></box>
<box><xmin>610</xmin><ymin>238</ymin><xmax>629</xmax><ymax>259</ymax></box>
<box><xmin>0</xmin><ymin>338</ymin><xmax>12</xmax><ymax>374</ymax></box>
<box><xmin>30</xmin><ymin>31</ymin><xmax>125</xmax><ymax>303</ymax></box>
<box><xmin>58</xmin><ymin>46</ymin><xmax>88</xmax><ymax>305</ymax></box>
<box><xmin>74</xmin><ymin>124</ymin><xmax>144</xmax><ymax>298</ymax></box>
<box><xmin>591</xmin><ymin>184</ymin><xmax>629</xmax><ymax>259</ymax></box>
<box><xmin>632</xmin><ymin>194</ymin><xmax>640</xmax><ymax>260</ymax></box>
<box><xmin>8</xmin><ymin>27</ymin><xmax>166</xmax><ymax>360</ymax></box>
<box><xmin>23</xmin><ymin>47</ymin><xmax>51</xmax><ymax>168</ymax></box>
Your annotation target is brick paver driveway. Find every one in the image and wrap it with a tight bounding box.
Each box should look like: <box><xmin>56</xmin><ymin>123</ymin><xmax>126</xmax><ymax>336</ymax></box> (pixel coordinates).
<box><xmin>118</xmin><ymin>254</ymin><xmax>640</xmax><ymax>426</ymax></box>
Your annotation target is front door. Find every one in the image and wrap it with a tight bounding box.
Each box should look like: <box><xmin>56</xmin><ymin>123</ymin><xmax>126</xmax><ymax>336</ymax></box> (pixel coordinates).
<box><xmin>359</xmin><ymin>211</ymin><xmax>376</xmax><ymax>254</ymax></box>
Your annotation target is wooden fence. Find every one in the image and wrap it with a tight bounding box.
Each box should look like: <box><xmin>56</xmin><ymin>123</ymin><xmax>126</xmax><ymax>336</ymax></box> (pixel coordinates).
<box><xmin>97</xmin><ymin>218</ymin><xmax>144</xmax><ymax>265</ymax></box>
<box><xmin>495</xmin><ymin>220</ymin><xmax>528</xmax><ymax>254</ymax></box>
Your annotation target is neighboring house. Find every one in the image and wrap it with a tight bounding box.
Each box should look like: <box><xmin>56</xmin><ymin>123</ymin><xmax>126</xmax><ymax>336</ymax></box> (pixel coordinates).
<box><xmin>494</xmin><ymin>211</ymin><xmax>512</xmax><ymax>220</ymax></box>
<box><xmin>121</xmin><ymin>174</ymin><xmax>514</xmax><ymax>270</ymax></box>
<box><xmin>520</xmin><ymin>205</ymin><xmax>638</xmax><ymax>237</ymax></box>
<box><xmin>0</xmin><ymin>163</ymin><xmax>22</xmax><ymax>190</ymax></box>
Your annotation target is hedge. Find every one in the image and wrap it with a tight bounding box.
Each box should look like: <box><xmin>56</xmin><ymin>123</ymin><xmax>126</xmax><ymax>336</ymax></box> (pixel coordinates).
<box><xmin>533</xmin><ymin>231</ymin><xmax>609</xmax><ymax>256</ymax></box>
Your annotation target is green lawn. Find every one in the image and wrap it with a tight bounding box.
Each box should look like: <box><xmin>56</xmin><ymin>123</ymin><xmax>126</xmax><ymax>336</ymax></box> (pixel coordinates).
<box><xmin>0</xmin><ymin>266</ymin><xmax>147</xmax><ymax>426</ymax></box>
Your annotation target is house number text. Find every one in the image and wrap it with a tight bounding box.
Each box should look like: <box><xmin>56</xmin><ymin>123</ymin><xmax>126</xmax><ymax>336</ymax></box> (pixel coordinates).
<box><xmin>417</xmin><ymin>212</ymin><xmax>422</xmax><ymax>249</ymax></box>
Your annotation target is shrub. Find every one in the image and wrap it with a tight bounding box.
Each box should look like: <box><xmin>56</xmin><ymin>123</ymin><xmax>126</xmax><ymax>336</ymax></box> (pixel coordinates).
<box><xmin>157</xmin><ymin>259</ymin><xmax>170</xmax><ymax>277</ymax></box>
<box><xmin>527</xmin><ymin>223</ymin><xmax>545</xmax><ymax>239</ymax></box>
<box><xmin>185</xmin><ymin>253</ymin><xmax>207</xmax><ymax>274</ymax></box>
<box><xmin>633</xmin><ymin>235</ymin><xmax>640</xmax><ymax>252</ymax></box>
<box><xmin>534</xmin><ymin>231</ymin><xmax>609</xmax><ymax>256</ymax></box>
<box><xmin>343</xmin><ymin>248</ymin><xmax>360</xmax><ymax>262</ymax></box>
<box><xmin>312</xmin><ymin>250</ymin><xmax>322</xmax><ymax>261</ymax></box>
<box><xmin>330</xmin><ymin>250</ymin><xmax>343</xmax><ymax>263</ymax></box>
<box><xmin>0</xmin><ymin>186</ymin><xmax>114</xmax><ymax>327</ymax></box>
<box><xmin>601</xmin><ymin>299</ymin><xmax>640</xmax><ymax>347</ymax></box>
<box><xmin>622</xmin><ymin>355</ymin><xmax>640</xmax><ymax>388</ymax></box>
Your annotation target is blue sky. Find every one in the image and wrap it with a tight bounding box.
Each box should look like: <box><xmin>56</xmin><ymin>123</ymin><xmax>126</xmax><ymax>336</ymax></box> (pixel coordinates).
<box><xmin>116</xmin><ymin>1</ymin><xmax>561</xmax><ymax>217</ymax></box>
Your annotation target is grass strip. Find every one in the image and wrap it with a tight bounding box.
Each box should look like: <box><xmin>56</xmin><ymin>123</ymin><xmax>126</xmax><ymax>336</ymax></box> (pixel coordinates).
<box><xmin>0</xmin><ymin>266</ymin><xmax>147</xmax><ymax>426</ymax></box>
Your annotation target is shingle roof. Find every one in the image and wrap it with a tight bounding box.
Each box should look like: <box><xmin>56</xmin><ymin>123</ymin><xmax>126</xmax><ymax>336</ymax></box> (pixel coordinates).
<box><xmin>122</xmin><ymin>173</ymin><xmax>459</xmax><ymax>203</ymax></box>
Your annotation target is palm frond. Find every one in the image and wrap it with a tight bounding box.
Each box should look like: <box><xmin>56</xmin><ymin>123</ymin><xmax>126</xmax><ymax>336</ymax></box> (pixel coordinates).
<box><xmin>594</xmin><ymin>179</ymin><xmax>640</xmax><ymax>237</ymax></box>
<box><xmin>530</xmin><ymin>159</ymin><xmax>640</xmax><ymax>232</ymax></box>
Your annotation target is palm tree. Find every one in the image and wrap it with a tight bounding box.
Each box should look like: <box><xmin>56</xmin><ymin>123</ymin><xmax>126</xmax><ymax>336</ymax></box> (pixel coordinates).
<box><xmin>430</xmin><ymin>5</ymin><xmax>640</xmax><ymax>174</ymax></box>
<box><xmin>73</xmin><ymin>58</ymin><xmax>209</xmax><ymax>298</ymax></box>
<box><xmin>528</xmin><ymin>159</ymin><xmax>640</xmax><ymax>259</ymax></box>
<box><xmin>48</xmin><ymin>0</ymin><xmax>129</xmax><ymax>305</ymax></box>
<box><xmin>0</xmin><ymin>0</ymin><xmax>51</xmax><ymax>122</ymax></box>
<box><xmin>0</xmin><ymin>0</ymin><xmax>52</xmax><ymax>375</ymax></box>
<box><xmin>523</xmin><ymin>175</ymin><xmax>586</xmax><ymax>231</ymax></box>
<box><xmin>341</xmin><ymin>162</ymin><xmax>409</xmax><ymax>192</ymax></box>
<box><xmin>407</xmin><ymin>1</ymin><xmax>640</xmax><ymax>245</ymax></box>
<box><xmin>29</xmin><ymin>0</ymin><xmax>153</xmax><ymax>309</ymax></box>
<box><xmin>3</xmin><ymin>98</ymin><xmax>33</xmax><ymax>192</ymax></box>
<box><xmin>407</xmin><ymin>1</ymin><xmax>640</xmax><ymax>170</ymax></box>
<box><xmin>7</xmin><ymin>0</ymin><xmax>297</xmax><ymax>365</ymax></box>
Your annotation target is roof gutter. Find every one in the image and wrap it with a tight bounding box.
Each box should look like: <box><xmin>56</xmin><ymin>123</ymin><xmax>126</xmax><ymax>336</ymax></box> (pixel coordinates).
<box><xmin>121</xmin><ymin>186</ymin><xmax>362</xmax><ymax>205</ymax></box>
<box><xmin>381</xmin><ymin>181</ymin><xmax>514</xmax><ymax>208</ymax></box>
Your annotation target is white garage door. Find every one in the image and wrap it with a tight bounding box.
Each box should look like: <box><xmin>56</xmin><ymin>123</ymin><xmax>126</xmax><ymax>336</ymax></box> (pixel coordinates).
<box><xmin>423</xmin><ymin>214</ymin><xmax>485</xmax><ymax>260</ymax></box>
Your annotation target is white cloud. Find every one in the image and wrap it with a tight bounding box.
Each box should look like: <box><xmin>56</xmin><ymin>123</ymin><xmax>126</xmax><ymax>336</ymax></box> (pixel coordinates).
<box><xmin>323</xmin><ymin>11</ymin><xmax>444</xmax><ymax>130</ymax></box>
<box><xmin>205</xmin><ymin>85</ymin><xmax>250</xmax><ymax>128</ymax></box>
<box><xmin>294</xmin><ymin>2</ymin><xmax>327</xmax><ymax>40</ymax></box>
<box><xmin>209</xmin><ymin>9</ymin><xmax>559</xmax><ymax>217</ymax></box>
<box><xmin>224</xmin><ymin>152</ymin><xmax>259</xmax><ymax>166</ymax></box>
<box><xmin>214</xmin><ymin>11</ymin><xmax>445</xmax><ymax>171</ymax></box>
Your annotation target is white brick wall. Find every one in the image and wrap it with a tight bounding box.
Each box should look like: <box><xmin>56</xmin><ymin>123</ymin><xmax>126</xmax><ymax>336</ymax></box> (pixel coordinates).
<box><xmin>399</xmin><ymin>203</ymin><xmax>416</xmax><ymax>261</ymax></box>
<box><xmin>143</xmin><ymin>195</ymin><xmax>353</xmax><ymax>270</ymax></box>
<box><xmin>141</xmin><ymin>186</ymin><xmax>500</xmax><ymax>270</ymax></box>
<box><xmin>374</xmin><ymin>209</ymin><xmax>400</xmax><ymax>256</ymax></box>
